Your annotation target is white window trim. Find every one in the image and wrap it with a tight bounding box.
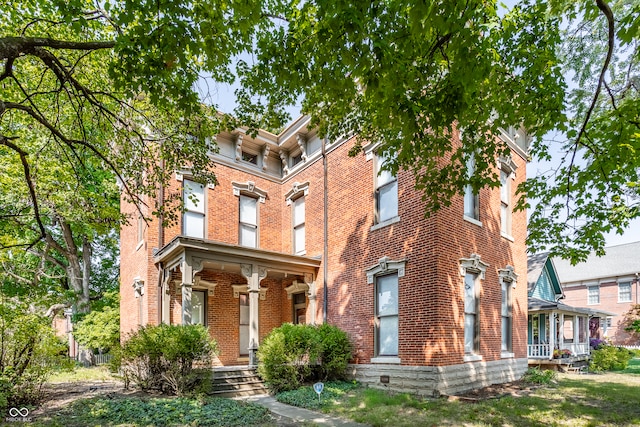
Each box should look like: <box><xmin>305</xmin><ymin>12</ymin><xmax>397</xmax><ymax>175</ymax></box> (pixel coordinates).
<box><xmin>182</xmin><ymin>178</ymin><xmax>207</xmax><ymax>239</ymax></box>
<box><xmin>366</xmin><ymin>257</ymin><xmax>406</xmax><ymax>284</ymax></box>
<box><xmin>587</xmin><ymin>285</ymin><xmax>600</xmax><ymax>305</ymax></box>
<box><xmin>370</xmin><ymin>215</ymin><xmax>401</xmax><ymax>231</ymax></box>
<box><xmin>460</xmin><ymin>254</ymin><xmax>488</xmax><ymax>359</ymax></box>
<box><xmin>499</xmin><ymin>266</ymin><xmax>517</xmax><ymax>355</ymax></box>
<box><xmin>371</xmin><ymin>356</ymin><xmax>401</xmax><ymax>364</ymax></box>
<box><xmin>366</xmin><ymin>257</ymin><xmax>406</xmax><ymax>362</ymax></box>
<box><xmin>284</xmin><ymin>182</ymin><xmax>310</xmax><ymax>205</ymax></box>
<box><xmin>463</xmin><ymin>215</ymin><xmax>483</xmax><ymax>227</ymax></box>
<box><xmin>232</xmin><ymin>181</ymin><xmax>267</xmax><ymax>203</ymax></box>
<box><xmin>618</xmin><ymin>280</ymin><xmax>632</xmax><ymax>303</ymax></box>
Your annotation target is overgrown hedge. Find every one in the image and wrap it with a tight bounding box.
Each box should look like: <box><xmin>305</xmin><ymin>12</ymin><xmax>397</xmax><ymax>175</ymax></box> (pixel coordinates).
<box><xmin>257</xmin><ymin>323</ymin><xmax>352</xmax><ymax>392</ymax></box>
<box><xmin>113</xmin><ymin>324</ymin><xmax>218</xmax><ymax>395</ymax></box>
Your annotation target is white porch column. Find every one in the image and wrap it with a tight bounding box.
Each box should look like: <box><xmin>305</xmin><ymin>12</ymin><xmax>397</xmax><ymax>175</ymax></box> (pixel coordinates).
<box><xmin>181</xmin><ymin>261</ymin><xmax>193</xmax><ymax>325</ymax></box>
<box><xmin>559</xmin><ymin>313</ymin><xmax>564</xmax><ymax>349</ymax></box>
<box><xmin>242</xmin><ymin>264</ymin><xmax>267</xmax><ymax>366</ymax></box>
<box><xmin>549</xmin><ymin>313</ymin><xmax>556</xmax><ymax>360</ymax></box>
<box><xmin>304</xmin><ymin>273</ymin><xmax>316</xmax><ymax>325</ymax></box>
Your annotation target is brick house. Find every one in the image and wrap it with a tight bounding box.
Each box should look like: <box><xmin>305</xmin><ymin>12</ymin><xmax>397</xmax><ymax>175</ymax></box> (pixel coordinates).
<box><xmin>120</xmin><ymin>116</ymin><xmax>530</xmax><ymax>396</ymax></box>
<box><xmin>553</xmin><ymin>242</ymin><xmax>640</xmax><ymax>346</ymax></box>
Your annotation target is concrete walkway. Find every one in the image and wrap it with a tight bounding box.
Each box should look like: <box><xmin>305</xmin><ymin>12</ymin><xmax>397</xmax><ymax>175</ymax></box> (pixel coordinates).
<box><xmin>241</xmin><ymin>394</ymin><xmax>369</xmax><ymax>427</ymax></box>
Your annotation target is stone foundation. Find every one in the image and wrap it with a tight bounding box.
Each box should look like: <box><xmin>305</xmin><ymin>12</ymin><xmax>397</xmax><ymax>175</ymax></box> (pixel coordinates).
<box><xmin>347</xmin><ymin>358</ymin><xmax>528</xmax><ymax>397</ymax></box>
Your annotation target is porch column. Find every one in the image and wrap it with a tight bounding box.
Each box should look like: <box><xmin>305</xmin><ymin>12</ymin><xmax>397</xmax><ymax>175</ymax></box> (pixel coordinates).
<box><xmin>548</xmin><ymin>313</ymin><xmax>556</xmax><ymax>360</ymax></box>
<box><xmin>181</xmin><ymin>260</ymin><xmax>193</xmax><ymax>325</ymax></box>
<box><xmin>161</xmin><ymin>272</ymin><xmax>171</xmax><ymax>324</ymax></box>
<box><xmin>242</xmin><ymin>264</ymin><xmax>267</xmax><ymax>366</ymax></box>
<box><xmin>559</xmin><ymin>313</ymin><xmax>564</xmax><ymax>349</ymax></box>
<box><xmin>304</xmin><ymin>273</ymin><xmax>316</xmax><ymax>325</ymax></box>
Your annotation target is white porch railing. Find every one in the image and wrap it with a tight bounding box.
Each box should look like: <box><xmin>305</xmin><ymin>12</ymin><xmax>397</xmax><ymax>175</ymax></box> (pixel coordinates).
<box><xmin>528</xmin><ymin>343</ymin><xmax>590</xmax><ymax>359</ymax></box>
<box><xmin>565</xmin><ymin>343</ymin><xmax>589</xmax><ymax>356</ymax></box>
<box><xmin>527</xmin><ymin>344</ymin><xmax>551</xmax><ymax>358</ymax></box>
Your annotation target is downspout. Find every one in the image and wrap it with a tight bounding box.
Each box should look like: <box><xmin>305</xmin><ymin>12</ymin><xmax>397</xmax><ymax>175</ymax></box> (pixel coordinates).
<box><xmin>156</xmin><ymin>160</ymin><xmax>165</xmax><ymax>325</ymax></box>
<box><xmin>322</xmin><ymin>137</ymin><xmax>329</xmax><ymax>323</ymax></box>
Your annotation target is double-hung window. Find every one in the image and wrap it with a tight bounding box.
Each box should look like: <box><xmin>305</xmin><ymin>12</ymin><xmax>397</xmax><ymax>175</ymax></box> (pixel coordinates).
<box><xmin>587</xmin><ymin>285</ymin><xmax>600</xmax><ymax>305</ymax></box>
<box><xmin>501</xmin><ymin>280</ymin><xmax>512</xmax><ymax>352</ymax></box>
<box><xmin>239</xmin><ymin>195</ymin><xmax>258</xmax><ymax>247</ymax></box>
<box><xmin>464</xmin><ymin>272</ymin><xmax>480</xmax><ymax>354</ymax></box>
<box><xmin>183</xmin><ymin>179</ymin><xmax>205</xmax><ymax>238</ymax></box>
<box><xmin>376</xmin><ymin>273</ymin><xmax>399</xmax><ymax>356</ymax></box>
<box><xmin>464</xmin><ymin>154</ymin><xmax>479</xmax><ymax>220</ymax></box>
<box><xmin>500</xmin><ymin>170</ymin><xmax>511</xmax><ymax>235</ymax></box>
<box><xmin>375</xmin><ymin>154</ymin><xmax>398</xmax><ymax>224</ymax></box>
<box><xmin>293</xmin><ymin>196</ymin><xmax>305</xmax><ymax>254</ymax></box>
<box><xmin>619</xmin><ymin>281</ymin><xmax>632</xmax><ymax>302</ymax></box>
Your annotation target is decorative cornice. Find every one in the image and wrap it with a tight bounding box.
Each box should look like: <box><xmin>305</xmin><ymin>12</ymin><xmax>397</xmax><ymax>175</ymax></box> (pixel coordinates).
<box><xmin>232</xmin><ymin>284</ymin><xmax>267</xmax><ymax>300</ymax></box>
<box><xmin>262</xmin><ymin>145</ymin><xmax>271</xmax><ymax>171</ymax></box>
<box><xmin>194</xmin><ymin>276</ymin><xmax>217</xmax><ymax>296</ymax></box>
<box><xmin>498</xmin><ymin>265</ymin><xmax>519</xmax><ymax>288</ymax></box>
<box><xmin>365</xmin><ymin>256</ymin><xmax>406</xmax><ymax>284</ymax></box>
<box><xmin>132</xmin><ymin>278</ymin><xmax>145</xmax><ymax>298</ymax></box>
<box><xmin>235</xmin><ymin>134</ymin><xmax>244</xmax><ymax>162</ymax></box>
<box><xmin>499</xmin><ymin>155</ymin><xmax>518</xmax><ymax>176</ymax></box>
<box><xmin>296</xmin><ymin>134</ymin><xmax>308</xmax><ymax>161</ymax></box>
<box><xmin>285</xmin><ymin>280</ymin><xmax>310</xmax><ymax>299</ymax></box>
<box><xmin>459</xmin><ymin>254</ymin><xmax>489</xmax><ymax>279</ymax></box>
<box><xmin>284</xmin><ymin>182</ymin><xmax>310</xmax><ymax>205</ymax></box>
<box><xmin>279</xmin><ymin>150</ymin><xmax>289</xmax><ymax>176</ymax></box>
<box><xmin>232</xmin><ymin>181</ymin><xmax>267</xmax><ymax>203</ymax></box>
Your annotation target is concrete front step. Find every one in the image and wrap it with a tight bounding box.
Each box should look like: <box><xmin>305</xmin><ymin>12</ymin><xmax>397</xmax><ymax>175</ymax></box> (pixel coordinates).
<box><xmin>209</xmin><ymin>366</ymin><xmax>267</xmax><ymax>398</ymax></box>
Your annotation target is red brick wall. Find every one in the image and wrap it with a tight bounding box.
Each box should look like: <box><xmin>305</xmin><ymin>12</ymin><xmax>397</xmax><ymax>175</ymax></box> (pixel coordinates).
<box><xmin>562</xmin><ymin>279</ymin><xmax>640</xmax><ymax>345</ymax></box>
<box><xmin>121</xmin><ymin>131</ymin><xmax>529</xmax><ymax>367</ymax></box>
<box><xmin>322</xmin><ymin>134</ymin><xmax>528</xmax><ymax>366</ymax></box>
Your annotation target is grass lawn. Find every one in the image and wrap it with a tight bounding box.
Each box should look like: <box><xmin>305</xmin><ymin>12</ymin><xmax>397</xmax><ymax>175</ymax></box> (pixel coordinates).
<box><xmin>277</xmin><ymin>360</ymin><xmax>640</xmax><ymax>427</ymax></box>
<box><xmin>47</xmin><ymin>365</ymin><xmax>116</xmax><ymax>383</ymax></box>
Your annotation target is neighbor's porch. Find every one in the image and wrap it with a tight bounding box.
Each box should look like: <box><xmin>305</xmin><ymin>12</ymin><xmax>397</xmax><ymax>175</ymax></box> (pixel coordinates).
<box><xmin>527</xmin><ymin>310</ymin><xmax>590</xmax><ymax>360</ymax></box>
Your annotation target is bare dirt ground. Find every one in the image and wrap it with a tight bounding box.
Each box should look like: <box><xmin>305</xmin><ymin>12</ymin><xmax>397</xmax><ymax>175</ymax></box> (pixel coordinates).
<box><xmin>31</xmin><ymin>380</ymin><xmax>151</xmax><ymax>420</ymax></box>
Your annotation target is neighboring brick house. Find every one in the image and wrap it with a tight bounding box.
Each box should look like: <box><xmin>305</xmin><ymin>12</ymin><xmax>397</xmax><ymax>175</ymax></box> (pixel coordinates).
<box><xmin>120</xmin><ymin>116</ymin><xmax>530</xmax><ymax>396</ymax></box>
<box><xmin>553</xmin><ymin>242</ymin><xmax>640</xmax><ymax>345</ymax></box>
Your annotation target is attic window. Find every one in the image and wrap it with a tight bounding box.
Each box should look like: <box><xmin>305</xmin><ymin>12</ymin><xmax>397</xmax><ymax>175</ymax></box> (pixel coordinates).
<box><xmin>291</xmin><ymin>152</ymin><xmax>303</xmax><ymax>166</ymax></box>
<box><xmin>242</xmin><ymin>151</ymin><xmax>258</xmax><ymax>164</ymax></box>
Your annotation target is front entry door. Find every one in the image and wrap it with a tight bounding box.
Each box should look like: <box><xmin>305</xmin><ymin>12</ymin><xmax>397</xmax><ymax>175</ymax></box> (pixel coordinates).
<box><xmin>239</xmin><ymin>294</ymin><xmax>249</xmax><ymax>355</ymax></box>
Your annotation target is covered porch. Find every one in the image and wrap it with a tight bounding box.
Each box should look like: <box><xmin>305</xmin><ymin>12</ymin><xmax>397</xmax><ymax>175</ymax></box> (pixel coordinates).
<box><xmin>527</xmin><ymin>298</ymin><xmax>614</xmax><ymax>365</ymax></box>
<box><xmin>154</xmin><ymin>236</ymin><xmax>321</xmax><ymax>366</ymax></box>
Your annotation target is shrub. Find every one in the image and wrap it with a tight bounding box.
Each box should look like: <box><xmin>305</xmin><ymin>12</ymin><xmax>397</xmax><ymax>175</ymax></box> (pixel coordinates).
<box><xmin>590</xmin><ymin>345</ymin><xmax>633</xmax><ymax>372</ymax></box>
<box><xmin>522</xmin><ymin>367</ymin><xmax>556</xmax><ymax>385</ymax></box>
<box><xmin>317</xmin><ymin>324</ymin><xmax>352</xmax><ymax>380</ymax></box>
<box><xmin>118</xmin><ymin>324</ymin><xmax>218</xmax><ymax>395</ymax></box>
<box><xmin>0</xmin><ymin>303</ymin><xmax>71</xmax><ymax>412</ymax></box>
<box><xmin>257</xmin><ymin>323</ymin><xmax>352</xmax><ymax>393</ymax></box>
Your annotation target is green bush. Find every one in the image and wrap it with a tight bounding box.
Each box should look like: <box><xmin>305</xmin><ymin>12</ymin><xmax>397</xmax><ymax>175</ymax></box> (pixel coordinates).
<box><xmin>317</xmin><ymin>323</ymin><xmax>352</xmax><ymax>380</ymax></box>
<box><xmin>0</xmin><ymin>304</ymin><xmax>71</xmax><ymax>412</ymax></box>
<box><xmin>257</xmin><ymin>323</ymin><xmax>352</xmax><ymax>393</ymax></box>
<box><xmin>522</xmin><ymin>367</ymin><xmax>556</xmax><ymax>384</ymax></box>
<box><xmin>118</xmin><ymin>324</ymin><xmax>218</xmax><ymax>395</ymax></box>
<box><xmin>590</xmin><ymin>346</ymin><xmax>634</xmax><ymax>372</ymax></box>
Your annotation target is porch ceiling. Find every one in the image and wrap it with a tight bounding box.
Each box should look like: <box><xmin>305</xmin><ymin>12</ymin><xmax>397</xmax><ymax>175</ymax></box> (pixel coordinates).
<box><xmin>154</xmin><ymin>236</ymin><xmax>321</xmax><ymax>277</ymax></box>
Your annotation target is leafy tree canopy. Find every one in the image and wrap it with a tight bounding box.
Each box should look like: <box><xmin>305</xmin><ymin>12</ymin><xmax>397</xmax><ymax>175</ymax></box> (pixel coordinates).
<box><xmin>1</xmin><ymin>0</ymin><xmax>638</xmax><ymax>264</ymax></box>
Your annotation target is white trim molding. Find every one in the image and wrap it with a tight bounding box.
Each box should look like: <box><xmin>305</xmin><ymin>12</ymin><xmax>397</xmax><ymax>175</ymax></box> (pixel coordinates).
<box><xmin>498</xmin><ymin>265</ymin><xmax>519</xmax><ymax>288</ymax></box>
<box><xmin>459</xmin><ymin>254</ymin><xmax>489</xmax><ymax>279</ymax></box>
<box><xmin>365</xmin><ymin>256</ymin><xmax>406</xmax><ymax>284</ymax></box>
<box><xmin>232</xmin><ymin>181</ymin><xmax>267</xmax><ymax>203</ymax></box>
<box><xmin>284</xmin><ymin>182</ymin><xmax>310</xmax><ymax>205</ymax></box>
<box><xmin>284</xmin><ymin>280</ymin><xmax>310</xmax><ymax>299</ymax></box>
<box><xmin>232</xmin><ymin>284</ymin><xmax>268</xmax><ymax>300</ymax></box>
<box><xmin>132</xmin><ymin>278</ymin><xmax>145</xmax><ymax>298</ymax></box>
